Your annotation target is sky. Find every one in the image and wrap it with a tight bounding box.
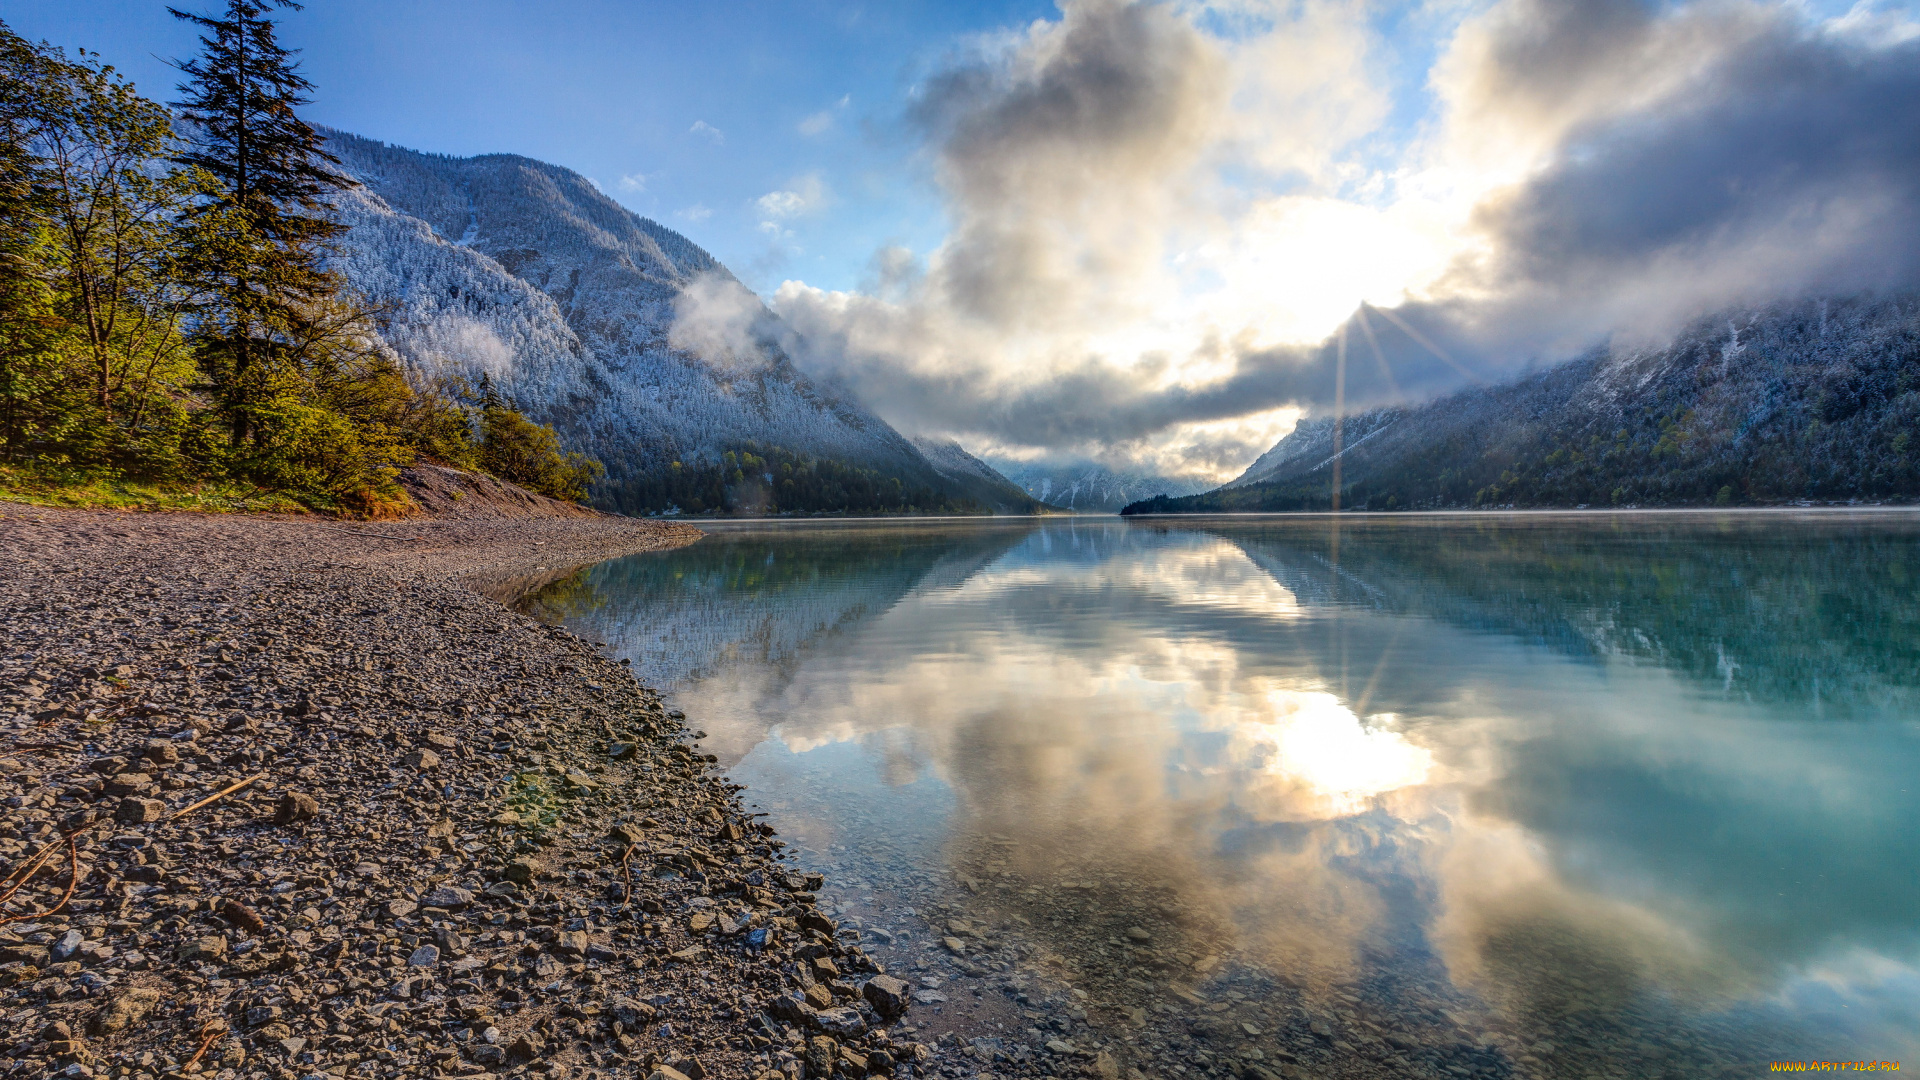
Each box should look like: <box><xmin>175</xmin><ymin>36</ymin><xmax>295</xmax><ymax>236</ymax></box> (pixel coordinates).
<box><xmin>10</xmin><ymin>0</ymin><xmax>1920</xmax><ymax>481</ymax></box>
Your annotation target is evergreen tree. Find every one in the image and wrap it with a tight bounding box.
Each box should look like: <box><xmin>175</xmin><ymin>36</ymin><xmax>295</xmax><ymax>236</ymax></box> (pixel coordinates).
<box><xmin>167</xmin><ymin>0</ymin><xmax>356</xmax><ymax>447</ymax></box>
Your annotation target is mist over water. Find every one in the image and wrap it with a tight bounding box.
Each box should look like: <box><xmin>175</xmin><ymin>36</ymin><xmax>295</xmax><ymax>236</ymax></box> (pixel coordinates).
<box><xmin>524</xmin><ymin>515</ymin><xmax>1920</xmax><ymax>1074</ymax></box>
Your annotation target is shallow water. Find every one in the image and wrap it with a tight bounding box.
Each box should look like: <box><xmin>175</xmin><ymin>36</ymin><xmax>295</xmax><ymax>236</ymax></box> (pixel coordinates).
<box><xmin>525</xmin><ymin>513</ymin><xmax>1920</xmax><ymax>1077</ymax></box>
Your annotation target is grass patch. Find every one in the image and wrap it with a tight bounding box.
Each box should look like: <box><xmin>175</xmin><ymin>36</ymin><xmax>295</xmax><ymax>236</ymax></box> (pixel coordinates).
<box><xmin>502</xmin><ymin>771</ymin><xmax>566</xmax><ymax>834</ymax></box>
<box><xmin>0</xmin><ymin>464</ymin><xmax>318</xmax><ymax>515</ymax></box>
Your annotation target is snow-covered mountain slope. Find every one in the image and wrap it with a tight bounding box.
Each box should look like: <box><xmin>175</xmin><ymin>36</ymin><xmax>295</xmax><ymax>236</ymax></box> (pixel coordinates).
<box><xmin>909</xmin><ymin>437</ymin><xmax>1053</xmax><ymax>513</ymax></box>
<box><xmin>1128</xmin><ymin>294</ymin><xmax>1920</xmax><ymax>513</ymax></box>
<box><xmin>987</xmin><ymin>458</ymin><xmax>1212</xmax><ymax>513</ymax></box>
<box><xmin>322</xmin><ymin>130</ymin><xmax>954</xmax><ymax>514</ymax></box>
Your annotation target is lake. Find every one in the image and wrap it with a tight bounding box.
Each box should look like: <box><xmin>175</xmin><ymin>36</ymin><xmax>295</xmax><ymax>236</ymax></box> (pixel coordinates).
<box><xmin>521</xmin><ymin>513</ymin><xmax>1920</xmax><ymax>1078</ymax></box>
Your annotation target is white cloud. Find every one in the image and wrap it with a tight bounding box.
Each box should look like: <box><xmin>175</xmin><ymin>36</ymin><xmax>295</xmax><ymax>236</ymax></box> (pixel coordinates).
<box><xmin>768</xmin><ymin>0</ymin><xmax>1920</xmax><ymax>479</ymax></box>
<box><xmin>617</xmin><ymin>172</ymin><xmax>652</xmax><ymax>194</ymax></box>
<box><xmin>669</xmin><ymin>271</ymin><xmax>777</xmax><ymax>371</ymax></box>
<box><xmin>689</xmin><ymin>120</ymin><xmax>725</xmax><ymax>145</ymax></box>
<box><xmin>798</xmin><ymin>94</ymin><xmax>852</xmax><ymax>136</ymax></box>
<box><xmin>677</xmin><ymin>203</ymin><xmax>713</xmax><ymax>222</ymax></box>
<box><xmin>755</xmin><ymin>173</ymin><xmax>829</xmax><ymax>219</ymax></box>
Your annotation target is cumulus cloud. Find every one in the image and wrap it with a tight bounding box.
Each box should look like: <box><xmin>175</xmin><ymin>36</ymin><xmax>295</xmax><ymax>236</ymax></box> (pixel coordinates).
<box><xmin>768</xmin><ymin>0</ymin><xmax>1920</xmax><ymax>479</ymax></box>
<box><xmin>755</xmin><ymin>173</ymin><xmax>828</xmax><ymax>220</ymax></box>
<box><xmin>689</xmin><ymin>119</ymin><xmax>725</xmax><ymax>144</ymax></box>
<box><xmin>616</xmin><ymin>172</ymin><xmax>651</xmax><ymax>194</ymax></box>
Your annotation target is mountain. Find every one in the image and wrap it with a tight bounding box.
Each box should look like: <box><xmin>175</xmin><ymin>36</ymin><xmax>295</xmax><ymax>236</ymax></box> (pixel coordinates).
<box><xmin>322</xmin><ymin>130</ymin><xmax>1008</xmax><ymax>515</ymax></box>
<box><xmin>909</xmin><ymin>437</ymin><xmax>1056</xmax><ymax>513</ymax></box>
<box><xmin>988</xmin><ymin>458</ymin><xmax>1212</xmax><ymax>513</ymax></box>
<box><xmin>1125</xmin><ymin>294</ymin><xmax>1920</xmax><ymax>514</ymax></box>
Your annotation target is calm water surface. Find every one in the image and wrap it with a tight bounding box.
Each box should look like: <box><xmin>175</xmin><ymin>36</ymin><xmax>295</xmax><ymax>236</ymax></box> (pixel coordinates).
<box><xmin>525</xmin><ymin>514</ymin><xmax>1920</xmax><ymax>1077</ymax></box>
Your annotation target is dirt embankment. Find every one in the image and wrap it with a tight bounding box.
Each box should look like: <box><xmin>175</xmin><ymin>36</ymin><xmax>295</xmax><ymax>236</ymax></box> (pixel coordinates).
<box><xmin>395</xmin><ymin>466</ymin><xmax>605</xmax><ymax>522</ymax></box>
<box><xmin>0</xmin><ymin>504</ymin><xmax>933</xmax><ymax>1080</ymax></box>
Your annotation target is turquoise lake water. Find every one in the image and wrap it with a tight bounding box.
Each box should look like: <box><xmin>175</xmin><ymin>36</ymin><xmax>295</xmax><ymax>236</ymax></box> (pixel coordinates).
<box><xmin>525</xmin><ymin>513</ymin><xmax>1920</xmax><ymax>1077</ymax></box>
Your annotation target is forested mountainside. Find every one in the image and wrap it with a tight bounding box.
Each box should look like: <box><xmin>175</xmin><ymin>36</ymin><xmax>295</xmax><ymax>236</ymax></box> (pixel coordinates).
<box><xmin>1125</xmin><ymin>294</ymin><xmax>1920</xmax><ymax>514</ymax></box>
<box><xmin>323</xmin><ymin>130</ymin><xmax>999</xmax><ymax>515</ymax></box>
<box><xmin>989</xmin><ymin>458</ymin><xmax>1211</xmax><ymax>513</ymax></box>
<box><xmin>910</xmin><ymin>437</ymin><xmax>1056</xmax><ymax>513</ymax></box>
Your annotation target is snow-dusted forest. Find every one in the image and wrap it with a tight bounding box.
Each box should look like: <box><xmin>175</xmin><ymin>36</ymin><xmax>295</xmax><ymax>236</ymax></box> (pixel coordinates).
<box><xmin>1131</xmin><ymin>294</ymin><xmax>1920</xmax><ymax>512</ymax></box>
<box><xmin>324</xmin><ymin>131</ymin><xmax>1038</xmax><ymax>514</ymax></box>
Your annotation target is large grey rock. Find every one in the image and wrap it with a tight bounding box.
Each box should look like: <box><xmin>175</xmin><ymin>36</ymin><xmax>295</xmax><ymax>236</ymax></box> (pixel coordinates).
<box><xmin>862</xmin><ymin>974</ymin><xmax>912</xmax><ymax>1018</ymax></box>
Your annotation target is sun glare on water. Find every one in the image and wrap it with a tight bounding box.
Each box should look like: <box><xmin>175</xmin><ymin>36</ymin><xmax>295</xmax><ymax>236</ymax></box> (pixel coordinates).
<box><xmin>1249</xmin><ymin>690</ymin><xmax>1433</xmax><ymax>815</ymax></box>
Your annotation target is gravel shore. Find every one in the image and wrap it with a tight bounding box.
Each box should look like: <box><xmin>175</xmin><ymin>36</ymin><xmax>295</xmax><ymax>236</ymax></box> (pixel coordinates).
<box><xmin>0</xmin><ymin>504</ymin><xmax>931</xmax><ymax>1080</ymax></box>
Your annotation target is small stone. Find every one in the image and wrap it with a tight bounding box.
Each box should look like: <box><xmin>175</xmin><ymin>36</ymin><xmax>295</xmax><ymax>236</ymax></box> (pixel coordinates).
<box><xmin>668</xmin><ymin>945</ymin><xmax>704</xmax><ymax>962</ymax></box>
<box><xmin>815</xmin><ymin>1006</ymin><xmax>867</xmax><ymax>1037</ymax></box>
<box><xmin>179</xmin><ymin>935</ymin><xmax>227</xmax><ymax>963</ymax></box>
<box><xmin>114</xmin><ymin>797</ymin><xmax>166</xmax><ymax>824</ymax></box>
<box><xmin>407</xmin><ymin>944</ymin><xmax>440</xmax><ymax>967</ymax></box>
<box><xmin>277</xmin><ymin>1037</ymin><xmax>306</xmax><ymax>1056</ymax></box>
<box><xmin>862</xmin><ymin>974</ymin><xmax>911</xmax><ymax>1017</ymax></box>
<box><xmin>143</xmin><ymin>740</ymin><xmax>179</xmax><ymax>765</ymax></box>
<box><xmin>1046</xmin><ymin>1040</ymin><xmax>1077</xmax><ymax>1055</ymax></box>
<box><xmin>607</xmin><ymin>741</ymin><xmax>637</xmax><ymax>760</ymax></box>
<box><xmin>403</xmin><ymin>748</ymin><xmax>440</xmax><ymax>770</ymax></box>
<box><xmin>688</xmin><ymin>911</ymin><xmax>715</xmax><ymax>932</ymax></box>
<box><xmin>610</xmin><ymin>998</ymin><xmax>657</xmax><ymax>1026</ymax></box>
<box><xmin>104</xmin><ymin>773</ymin><xmax>153</xmax><ymax>798</ymax></box>
<box><xmin>811</xmin><ymin>956</ymin><xmax>840</xmax><ymax>979</ymax></box>
<box><xmin>0</xmin><ymin>943</ymin><xmax>48</xmax><ymax>966</ymax></box>
<box><xmin>532</xmin><ymin>953</ymin><xmax>567</xmax><ymax>979</ymax></box>
<box><xmin>609</xmin><ymin>822</ymin><xmax>645</xmax><ymax>844</ymax></box>
<box><xmin>647</xmin><ymin>1067</ymin><xmax>693</xmax><ymax>1080</ymax></box>
<box><xmin>50</xmin><ymin>929</ymin><xmax>84</xmax><ymax>962</ymax></box>
<box><xmin>553</xmin><ymin>930</ymin><xmax>589</xmax><ymax>956</ymax></box>
<box><xmin>90</xmin><ymin>987</ymin><xmax>162</xmax><ymax>1035</ymax></box>
<box><xmin>910</xmin><ymin>990</ymin><xmax>946</xmax><ymax>1005</ymax></box>
<box><xmin>804</xmin><ymin>985</ymin><xmax>834</xmax><ymax>1011</ymax></box>
<box><xmin>504</xmin><ymin>858</ymin><xmax>542</xmax><ymax>884</ymax></box>
<box><xmin>490</xmin><ymin>810</ymin><xmax>521</xmax><ymax>826</ymax></box>
<box><xmin>805</xmin><ymin>1036</ymin><xmax>839</xmax><ymax>1077</ymax></box>
<box><xmin>385</xmin><ymin>899</ymin><xmax>418</xmax><ymax>919</ymax></box>
<box><xmin>87</xmin><ymin>756</ymin><xmax>129</xmax><ymax>776</ymax></box>
<box><xmin>422</xmin><ymin>885</ymin><xmax>473</xmax><ymax>909</ymax></box>
<box><xmin>507</xmin><ymin>1032</ymin><xmax>545</xmax><ymax>1063</ymax></box>
<box><xmin>272</xmin><ymin>792</ymin><xmax>319</xmax><ymax>824</ymax></box>
<box><xmin>942</xmin><ymin>936</ymin><xmax>966</xmax><ymax>954</ymax></box>
<box><xmin>1125</xmin><ymin>926</ymin><xmax>1153</xmax><ymax>943</ymax></box>
<box><xmin>425</xmin><ymin>732</ymin><xmax>457</xmax><ymax>749</ymax></box>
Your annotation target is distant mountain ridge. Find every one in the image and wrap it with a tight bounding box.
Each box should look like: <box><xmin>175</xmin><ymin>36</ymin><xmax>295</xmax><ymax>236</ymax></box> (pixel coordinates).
<box><xmin>910</xmin><ymin>437</ymin><xmax>1056</xmax><ymax>513</ymax></box>
<box><xmin>323</xmin><ymin>130</ymin><xmax>1026</xmax><ymax>514</ymax></box>
<box><xmin>989</xmin><ymin>458</ymin><xmax>1211</xmax><ymax>513</ymax></box>
<box><xmin>1126</xmin><ymin>294</ymin><xmax>1920</xmax><ymax>514</ymax></box>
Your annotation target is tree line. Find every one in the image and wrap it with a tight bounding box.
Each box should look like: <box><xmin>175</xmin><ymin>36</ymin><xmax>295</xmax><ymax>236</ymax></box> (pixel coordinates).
<box><xmin>616</xmin><ymin>443</ymin><xmax>985</xmax><ymax>517</ymax></box>
<box><xmin>0</xmin><ymin>2</ymin><xmax>600</xmax><ymax>513</ymax></box>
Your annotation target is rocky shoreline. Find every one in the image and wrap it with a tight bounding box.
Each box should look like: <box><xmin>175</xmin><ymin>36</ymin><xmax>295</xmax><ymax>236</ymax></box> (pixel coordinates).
<box><xmin>0</xmin><ymin>505</ymin><xmax>935</xmax><ymax>1080</ymax></box>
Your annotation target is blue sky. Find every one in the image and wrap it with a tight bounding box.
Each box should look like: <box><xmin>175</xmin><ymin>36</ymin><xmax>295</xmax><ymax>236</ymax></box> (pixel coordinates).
<box><xmin>5</xmin><ymin>0</ymin><xmax>1064</xmax><ymax>292</ymax></box>
<box><xmin>8</xmin><ymin>0</ymin><xmax>1916</xmax><ymax>478</ymax></box>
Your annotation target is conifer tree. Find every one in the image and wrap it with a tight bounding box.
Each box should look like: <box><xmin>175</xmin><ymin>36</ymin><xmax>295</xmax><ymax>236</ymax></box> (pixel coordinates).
<box><xmin>168</xmin><ymin>0</ymin><xmax>355</xmax><ymax>447</ymax></box>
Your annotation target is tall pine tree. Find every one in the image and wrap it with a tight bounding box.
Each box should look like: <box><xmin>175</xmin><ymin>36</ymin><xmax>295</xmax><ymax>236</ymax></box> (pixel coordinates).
<box><xmin>168</xmin><ymin>0</ymin><xmax>354</xmax><ymax>447</ymax></box>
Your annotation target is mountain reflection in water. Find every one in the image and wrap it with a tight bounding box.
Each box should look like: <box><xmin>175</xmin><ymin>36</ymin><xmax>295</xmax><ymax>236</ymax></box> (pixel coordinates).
<box><xmin>522</xmin><ymin>514</ymin><xmax>1920</xmax><ymax>1076</ymax></box>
